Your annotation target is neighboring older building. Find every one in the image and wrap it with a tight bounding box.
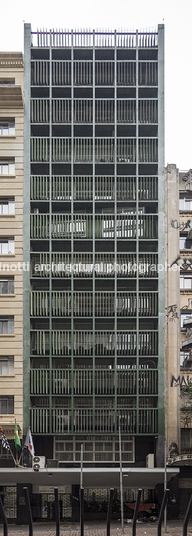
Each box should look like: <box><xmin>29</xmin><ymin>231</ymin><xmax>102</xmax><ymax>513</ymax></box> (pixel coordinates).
<box><xmin>165</xmin><ymin>164</ymin><xmax>192</xmax><ymax>516</ymax></box>
<box><xmin>0</xmin><ymin>53</ymin><xmax>24</xmax><ymax>459</ymax></box>
<box><xmin>165</xmin><ymin>164</ymin><xmax>180</xmax><ymax>451</ymax></box>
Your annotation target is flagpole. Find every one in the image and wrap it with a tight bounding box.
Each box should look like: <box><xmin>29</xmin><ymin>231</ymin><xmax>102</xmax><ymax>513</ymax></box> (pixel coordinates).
<box><xmin>119</xmin><ymin>421</ymin><xmax>124</xmax><ymax>535</ymax></box>
<box><xmin>8</xmin><ymin>446</ymin><xmax>17</xmax><ymax>466</ymax></box>
<box><xmin>18</xmin><ymin>445</ymin><xmax>25</xmax><ymax>465</ymax></box>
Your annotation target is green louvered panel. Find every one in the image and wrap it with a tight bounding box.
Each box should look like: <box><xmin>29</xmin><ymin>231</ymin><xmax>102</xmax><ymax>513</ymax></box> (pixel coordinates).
<box><xmin>31</xmin><ymin>137</ymin><xmax>49</xmax><ymax>162</ymax></box>
<box><xmin>52</xmin><ymin>369</ymin><xmax>71</xmax><ymax>394</ymax></box>
<box><xmin>139</xmin><ymin>409</ymin><xmax>158</xmax><ymax>434</ymax></box>
<box><xmin>31</xmin><ymin>291</ymin><xmax>49</xmax><ymax>316</ymax></box>
<box><xmin>31</xmin><ymin>408</ymin><xmax>49</xmax><ymax>434</ymax></box>
<box><xmin>139</xmin><ymin>370</ymin><xmax>158</xmax><ymax>395</ymax></box>
<box><xmin>30</xmin><ymin>176</ymin><xmax>49</xmax><ymax>200</ymax></box>
<box><xmin>30</xmin><ymin>369</ymin><xmax>49</xmax><ymax>394</ymax></box>
<box><xmin>117</xmin><ymin>371</ymin><xmax>137</xmax><ymax>395</ymax></box>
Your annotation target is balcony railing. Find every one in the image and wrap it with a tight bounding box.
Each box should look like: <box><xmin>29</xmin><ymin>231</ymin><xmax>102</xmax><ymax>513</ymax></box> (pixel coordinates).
<box><xmin>31</xmin><ymin>251</ymin><xmax>158</xmax><ymax>281</ymax></box>
<box><xmin>52</xmin><ymin>409</ymin><xmax>71</xmax><ymax>433</ymax></box>
<box><xmin>30</xmin><ymin>369</ymin><xmax>49</xmax><ymax>394</ymax></box>
<box><xmin>30</xmin><ymin>175</ymin><xmax>158</xmax><ymax>202</ymax></box>
<box><xmin>31</xmin><ymin>214</ymin><xmax>158</xmax><ymax>240</ymax></box>
<box><xmin>139</xmin><ymin>408</ymin><xmax>158</xmax><ymax>433</ymax></box>
<box><xmin>52</xmin><ymin>369</ymin><xmax>71</xmax><ymax>394</ymax></box>
<box><xmin>30</xmin><ymin>406</ymin><xmax>157</xmax><ymax>435</ymax></box>
<box><xmin>31</xmin><ymin>329</ymin><xmax>158</xmax><ymax>356</ymax></box>
<box><xmin>31</xmin><ymin>408</ymin><xmax>49</xmax><ymax>433</ymax></box>
<box><xmin>29</xmin><ymin>368</ymin><xmax>158</xmax><ymax>397</ymax></box>
<box><xmin>138</xmin><ymin>369</ymin><xmax>158</xmax><ymax>394</ymax></box>
<box><xmin>117</xmin><ymin>370</ymin><xmax>136</xmax><ymax>394</ymax></box>
<box><xmin>31</xmin><ymin>98</ymin><xmax>157</xmax><ymax>125</ymax></box>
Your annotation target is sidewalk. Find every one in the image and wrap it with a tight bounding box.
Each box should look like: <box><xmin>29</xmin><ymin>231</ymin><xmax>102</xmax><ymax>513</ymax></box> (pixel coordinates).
<box><xmin>1</xmin><ymin>520</ymin><xmax>192</xmax><ymax>536</ymax></box>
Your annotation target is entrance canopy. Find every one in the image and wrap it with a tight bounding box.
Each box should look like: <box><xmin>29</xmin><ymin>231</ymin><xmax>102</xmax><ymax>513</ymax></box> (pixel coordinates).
<box><xmin>0</xmin><ymin>467</ymin><xmax>180</xmax><ymax>489</ymax></box>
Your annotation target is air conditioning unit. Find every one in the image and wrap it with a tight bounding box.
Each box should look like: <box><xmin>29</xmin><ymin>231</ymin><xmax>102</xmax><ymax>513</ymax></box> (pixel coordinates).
<box><xmin>146</xmin><ymin>453</ymin><xmax>154</xmax><ymax>468</ymax></box>
<box><xmin>47</xmin><ymin>459</ymin><xmax>58</xmax><ymax>468</ymax></box>
<box><xmin>33</xmin><ymin>456</ymin><xmax>46</xmax><ymax>470</ymax></box>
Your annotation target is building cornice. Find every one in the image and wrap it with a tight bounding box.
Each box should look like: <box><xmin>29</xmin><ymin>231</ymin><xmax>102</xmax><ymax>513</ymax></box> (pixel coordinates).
<box><xmin>0</xmin><ymin>53</ymin><xmax>23</xmax><ymax>69</ymax></box>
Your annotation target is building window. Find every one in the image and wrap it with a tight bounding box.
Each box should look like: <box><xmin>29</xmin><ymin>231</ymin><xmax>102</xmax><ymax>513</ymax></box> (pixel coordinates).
<box><xmin>180</xmin><ymin>275</ymin><xmax>192</xmax><ymax>289</ymax></box>
<box><xmin>0</xmin><ymin>395</ymin><xmax>14</xmax><ymax>414</ymax></box>
<box><xmin>54</xmin><ymin>436</ymin><xmax>135</xmax><ymax>463</ymax></box>
<box><xmin>0</xmin><ymin>238</ymin><xmax>14</xmax><ymax>254</ymax></box>
<box><xmin>181</xmin><ymin>428</ymin><xmax>192</xmax><ymax>449</ymax></box>
<box><xmin>0</xmin><ymin>316</ymin><xmax>14</xmax><ymax>334</ymax></box>
<box><xmin>0</xmin><ymin>278</ymin><xmax>14</xmax><ymax>294</ymax></box>
<box><xmin>0</xmin><ymin>161</ymin><xmax>15</xmax><ymax>175</ymax></box>
<box><xmin>0</xmin><ymin>120</ymin><xmax>15</xmax><ymax>136</ymax></box>
<box><xmin>0</xmin><ymin>79</ymin><xmax>15</xmax><ymax>85</ymax></box>
<box><xmin>180</xmin><ymin>351</ymin><xmax>192</xmax><ymax>368</ymax></box>
<box><xmin>0</xmin><ymin>357</ymin><xmax>14</xmax><ymax>374</ymax></box>
<box><xmin>180</xmin><ymin>237</ymin><xmax>186</xmax><ymax>249</ymax></box>
<box><xmin>179</xmin><ymin>198</ymin><xmax>192</xmax><ymax>211</ymax></box>
<box><xmin>0</xmin><ymin>199</ymin><xmax>15</xmax><ymax>215</ymax></box>
<box><xmin>180</xmin><ymin>314</ymin><xmax>192</xmax><ymax>328</ymax></box>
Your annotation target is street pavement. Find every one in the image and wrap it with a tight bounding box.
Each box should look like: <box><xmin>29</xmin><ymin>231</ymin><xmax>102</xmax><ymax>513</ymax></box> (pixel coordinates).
<box><xmin>1</xmin><ymin>520</ymin><xmax>192</xmax><ymax>536</ymax></box>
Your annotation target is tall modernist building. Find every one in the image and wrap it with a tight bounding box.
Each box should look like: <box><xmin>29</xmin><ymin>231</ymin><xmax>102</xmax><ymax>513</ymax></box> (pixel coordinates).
<box><xmin>24</xmin><ymin>25</ymin><xmax>165</xmax><ymax>468</ymax></box>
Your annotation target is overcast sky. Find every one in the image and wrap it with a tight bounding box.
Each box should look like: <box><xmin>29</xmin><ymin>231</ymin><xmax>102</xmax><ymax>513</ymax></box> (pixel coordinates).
<box><xmin>0</xmin><ymin>0</ymin><xmax>191</xmax><ymax>170</ymax></box>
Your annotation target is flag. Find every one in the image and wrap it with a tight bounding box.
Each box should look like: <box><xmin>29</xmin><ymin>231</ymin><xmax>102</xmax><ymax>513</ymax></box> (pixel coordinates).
<box><xmin>0</xmin><ymin>426</ymin><xmax>10</xmax><ymax>450</ymax></box>
<box><xmin>14</xmin><ymin>420</ymin><xmax>21</xmax><ymax>450</ymax></box>
<box><xmin>24</xmin><ymin>428</ymin><xmax>35</xmax><ymax>457</ymax></box>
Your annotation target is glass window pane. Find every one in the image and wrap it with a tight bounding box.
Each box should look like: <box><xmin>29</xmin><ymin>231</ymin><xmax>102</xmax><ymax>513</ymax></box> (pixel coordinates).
<box><xmin>56</xmin><ymin>442</ymin><xmax>65</xmax><ymax>451</ymax></box>
<box><xmin>180</xmin><ymin>237</ymin><xmax>186</xmax><ymax>249</ymax></box>
<box><xmin>3</xmin><ymin>203</ymin><xmax>9</xmax><ymax>214</ymax></box>
<box><xmin>184</xmin><ymin>278</ymin><xmax>192</xmax><ymax>289</ymax></box>
<box><xmin>0</xmin><ymin>321</ymin><xmax>8</xmax><ymax>334</ymax></box>
<box><xmin>104</xmin><ymin>442</ymin><xmax>112</xmax><ymax>450</ymax></box>
<box><xmin>65</xmin><ymin>442</ymin><xmax>73</xmax><ymax>451</ymax></box>
<box><xmin>9</xmin><ymin>163</ymin><xmax>15</xmax><ymax>174</ymax></box>
<box><xmin>181</xmin><ymin>314</ymin><xmax>191</xmax><ymax>328</ymax></box>
<box><xmin>0</xmin><ymin>398</ymin><xmax>7</xmax><ymax>412</ymax></box>
<box><xmin>2</xmin><ymin>164</ymin><xmax>8</xmax><ymax>174</ymax></box>
<box><xmin>7</xmin><ymin>396</ymin><xmax>14</xmax><ymax>413</ymax></box>
<box><xmin>0</xmin><ymin>357</ymin><xmax>14</xmax><ymax>374</ymax></box>
<box><xmin>9</xmin><ymin>201</ymin><xmax>15</xmax><ymax>214</ymax></box>
<box><xmin>8</xmin><ymin>240</ymin><xmax>14</xmax><ymax>254</ymax></box>
<box><xmin>0</xmin><ymin>360</ymin><xmax>5</xmax><ymax>373</ymax></box>
<box><xmin>2</xmin><ymin>125</ymin><xmax>8</xmax><ymax>135</ymax></box>
<box><xmin>7</xmin><ymin>318</ymin><xmax>14</xmax><ymax>334</ymax></box>
<box><xmin>1</xmin><ymin>242</ymin><xmax>8</xmax><ymax>254</ymax></box>
<box><xmin>9</xmin><ymin>358</ymin><xmax>14</xmax><ymax>374</ymax></box>
<box><xmin>95</xmin><ymin>442</ymin><xmax>103</xmax><ymax>451</ymax></box>
<box><xmin>185</xmin><ymin>200</ymin><xmax>192</xmax><ymax>210</ymax></box>
<box><xmin>85</xmin><ymin>442</ymin><xmax>93</xmax><ymax>451</ymax></box>
<box><xmin>9</xmin><ymin>280</ymin><xmax>14</xmax><ymax>293</ymax></box>
<box><xmin>1</xmin><ymin>280</ymin><xmax>8</xmax><ymax>293</ymax></box>
<box><xmin>9</xmin><ymin>124</ymin><xmax>15</xmax><ymax>135</ymax></box>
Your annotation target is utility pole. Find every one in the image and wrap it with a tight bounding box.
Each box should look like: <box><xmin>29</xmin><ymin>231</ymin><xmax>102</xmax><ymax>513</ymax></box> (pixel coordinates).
<box><xmin>119</xmin><ymin>423</ymin><xmax>124</xmax><ymax>534</ymax></box>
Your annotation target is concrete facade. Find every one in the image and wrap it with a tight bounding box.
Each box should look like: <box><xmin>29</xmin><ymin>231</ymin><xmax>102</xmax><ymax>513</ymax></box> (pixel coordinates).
<box><xmin>165</xmin><ymin>164</ymin><xmax>180</xmax><ymax>450</ymax></box>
